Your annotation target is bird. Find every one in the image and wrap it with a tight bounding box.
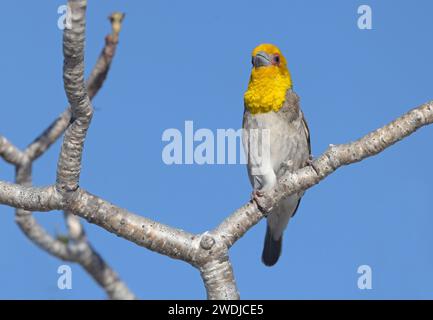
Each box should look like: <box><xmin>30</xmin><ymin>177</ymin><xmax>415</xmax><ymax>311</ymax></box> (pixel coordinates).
<box><xmin>242</xmin><ymin>43</ymin><xmax>311</xmax><ymax>266</ymax></box>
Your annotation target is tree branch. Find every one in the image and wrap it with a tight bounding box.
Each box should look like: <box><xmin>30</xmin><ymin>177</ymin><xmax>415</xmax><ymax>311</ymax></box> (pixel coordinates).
<box><xmin>2</xmin><ymin>93</ymin><xmax>432</xmax><ymax>301</ymax></box>
<box><xmin>87</xmin><ymin>12</ymin><xmax>124</xmax><ymax>99</ymax></box>
<box><xmin>24</xmin><ymin>12</ymin><xmax>125</xmax><ymax>162</ymax></box>
<box><xmin>67</xmin><ymin>189</ymin><xmax>196</xmax><ymax>262</ymax></box>
<box><xmin>13</xmin><ymin>161</ymin><xmax>135</xmax><ymax>299</ymax></box>
<box><xmin>254</xmin><ymin>101</ymin><xmax>433</xmax><ymax>214</ymax></box>
<box><xmin>56</xmin><ymin>0</ymin><xmax>93</xmax><ymax>194</ymax></box>
<box><xmin>63</xmin><ymin>212</ymin><xmax>135</xmax><ymax>299</ymax></box>
<box><xmin>0</xmin><ymin>136</ymin><xmax>26</xmax><ymax>165</ymax></box>
<box><xmin>0</xmin><ymin>181</ymin><xmax>60</xmax><ymax>211</ymax></box>
<box><xmin>15</xmin><ymin>163</ymin><xmax>73</xmax><ymax>260</ymax></box>
<box><xmin>200</xmin><ymin>258</ymin><xmax>240</xmax><ymax>300</ymax></box>
<box><xmin>25</xmin><ymin>12</ymin><xmax>123</xmax><ymax>162</ymax></box>
<box><xmin>213</xmin><ymin>101</ymin><xmax>433</xmax><ymax>249</ymax></box>
<box><xmin>25</xmin><ymin>109</ymin><xmax>71</xmax><ymax>162</ymax></box>
<box><xmin>0</xmin><ymin>3</ymin><xmax>134</xmax><ymax>299</ymax></box>
<box><xmin>1</xmin><ymin>0</ymin><xmax>432</xmax><ymax>300</ymax></box>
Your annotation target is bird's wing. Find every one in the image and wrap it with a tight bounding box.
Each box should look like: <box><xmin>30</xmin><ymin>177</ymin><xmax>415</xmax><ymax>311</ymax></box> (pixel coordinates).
<box><xmin>276</xmin><ymin>90</ymin><xmax>311</xmax><ymax>218</ymax></box>
<box><xmin>301</xmin><ymin>112</ymin><xmax>312</xmax><ymax>156</ymax></box>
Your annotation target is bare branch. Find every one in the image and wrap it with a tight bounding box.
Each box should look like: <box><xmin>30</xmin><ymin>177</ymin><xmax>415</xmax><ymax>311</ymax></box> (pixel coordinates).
<box><xmin>0</xmin><ymin>136</ymin><xmax>26</xmax><ymax>165</ymax></box>
<box><xmin>75</xmin><ymin>241</ymin><xmax>136</xmax><ymax>300</ymax></box>
<box><xmin>56</xmin><ymin>0</ymin><xmax>93</xmax><ymax>194</ymax></box>
<box><xmin>1</xmin><ymin>99</ymin><xmax>432</xmax><ymax>299</ymax></box>
<box><xmin>16</xmin><ymin>209</ymin><xmax>73</xmax><ymax>259</ymax></box>
<box><xmin>13</xmin><ymin>161</ymin><xmax>135</xmax><ymax>299</ymax></box>
<box><xmin>200</xmin><ymin>258</ymin><xmax>240</xmax><ymax>300</ymax></box>
<box><xmin>195</xmin><ymin>233</ymin><xmax>240</xmax><ymax>299</ymax></box>
<box><xmin>15</xmin><ymin>163</ymin><xmax>72</xmax><ymax>259</ymax></box>
<box><xmin>0</xmin><ymin>3</ymin><xmax>133</xmax><ymax>299</ymax></box>
<box><xmin>214</xmin><ymin>101</ymin><xmax>433</xmax><ymax>246</ymax></box>
<box><xmin>256</xmin><ymin>101</ymin><xmax>433</xmax><ymax>213</ymax></box>
<box><xmin>0</xmin><ymin>181</ymin><xmax>60</xmax><ymax>211</ymax></box>
<box><xmin>1</xmin><ymin>0</ymin><xmax>432</xmax><ymax>300</ymax></box>
<box><xmin>63</xmin><ymin>212</ymin><xmax>136</xmax><ymax>299</ymax></box>
<box><xmin>67</xmin><ymin>189</ymin><xmax>196</xmax><ymax>263</ymax></box>
<box><xmin>26</xmin><ymin>12</ymin><xmax>124</xmax><ymax>162</ymax></box>
<box><xmin>213</xmin><ymin>202</ymin><xmax>262</xmax><ymax>249</ymax></box>
<box><xmin>25</xmin><ymin>109</ymin><xmax>72</xmax><ymax>162</ymax></box>
<box><xmin>87</xmin><ymin>12</ymin><xmax>124</xmax><ymax>99</ymax></box>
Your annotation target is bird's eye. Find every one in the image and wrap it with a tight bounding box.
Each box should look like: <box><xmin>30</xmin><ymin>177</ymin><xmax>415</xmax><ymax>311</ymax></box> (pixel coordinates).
<box><xmin>273</xmin><ymin>55</ymin><xmax>280</xmax><ymax>64</ymax></box>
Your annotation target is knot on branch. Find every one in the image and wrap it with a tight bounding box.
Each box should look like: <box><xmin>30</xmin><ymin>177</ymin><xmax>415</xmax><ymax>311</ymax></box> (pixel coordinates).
<box><xmin>193</xmin><ymin>233</ymin><xmax>228</xmax><ymax>267</ymax></box>
<box><xmin>200</xmin><ymin>234</ymin><xmax>216</xmax><ymax>250</ymax></box>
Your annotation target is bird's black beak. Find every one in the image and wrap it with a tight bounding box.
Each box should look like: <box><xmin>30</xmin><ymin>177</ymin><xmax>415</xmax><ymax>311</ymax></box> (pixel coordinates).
<box><xmin>252</xmin><ymin>51</ymin><xmax>271</xmax><ymax>68</ymax></box>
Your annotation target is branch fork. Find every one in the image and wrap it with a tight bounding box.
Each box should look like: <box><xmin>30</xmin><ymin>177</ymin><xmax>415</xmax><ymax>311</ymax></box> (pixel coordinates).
<box><xmin>0</xmin><ymin>0</ymin><xmax>432</xmax><ymax>300</ymax></box>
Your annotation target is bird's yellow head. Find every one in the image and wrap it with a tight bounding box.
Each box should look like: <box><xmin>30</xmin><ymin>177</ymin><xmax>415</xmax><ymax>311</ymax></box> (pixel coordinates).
<box><xmin>244</xmin><ymin>44</ymin><xmax>292</xmax><ymax>114</ymax></box>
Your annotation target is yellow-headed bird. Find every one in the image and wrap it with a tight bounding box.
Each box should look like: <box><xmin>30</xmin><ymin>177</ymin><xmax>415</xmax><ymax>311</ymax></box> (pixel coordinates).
<box><xmin>243</xmin><ymin>44</ymin><xmax>311</xmax><ymax>266</ymax></box>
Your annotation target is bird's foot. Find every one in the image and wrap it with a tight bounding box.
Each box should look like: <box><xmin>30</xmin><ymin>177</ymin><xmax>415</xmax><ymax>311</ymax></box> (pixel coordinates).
<box><xmin>251</xmin><ymin>190</ymin><xmax>274</xmax><ymax>216</ymax></box>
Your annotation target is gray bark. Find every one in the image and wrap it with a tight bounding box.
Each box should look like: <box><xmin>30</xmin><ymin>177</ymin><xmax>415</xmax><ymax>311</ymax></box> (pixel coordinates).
<box><xmin>0</xmin><ymin>1</ymin><xmax>134</xmax><ymax>300</ymax></box>
<box><xmin>0</xmin><ymin>0</ymin><xmax>432</xmax><ymax>299</ymax></box>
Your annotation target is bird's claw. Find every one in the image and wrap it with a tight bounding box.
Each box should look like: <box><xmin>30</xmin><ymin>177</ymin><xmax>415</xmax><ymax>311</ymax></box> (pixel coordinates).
<box><xmin>251</xmin><ymin>190</ymin><xmax>273</xmax><ymax>216</ymax></box>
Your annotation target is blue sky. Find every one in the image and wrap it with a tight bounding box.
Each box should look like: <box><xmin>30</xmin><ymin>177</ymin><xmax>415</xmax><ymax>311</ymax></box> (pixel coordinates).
<box><xmin>0</xmin><ymin>0</ymin><xmax>432</xmax><ymax>299</ymax></box>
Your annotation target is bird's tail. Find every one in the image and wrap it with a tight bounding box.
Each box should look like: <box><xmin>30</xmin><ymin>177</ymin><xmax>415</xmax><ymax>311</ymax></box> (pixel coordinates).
<box><xmin>261</xmin><ymin>225</ymin><xmax>282</xmax><ymax>267</ymax></box>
